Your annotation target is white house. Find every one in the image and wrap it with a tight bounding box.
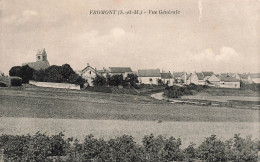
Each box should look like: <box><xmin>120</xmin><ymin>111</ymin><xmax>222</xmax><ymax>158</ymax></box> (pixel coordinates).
<box><xmin>186</xmin><ymin>72</ymin><xmax>206</xmax><ymax>85</ymax></box>
<box><xmin>206</xmin><ymin>74</ymin><xmax>220</xmax><ymax>87</ymax></box>
<box><xmin>250</xmin><ymin>73</ymin><xmax>260</xmax><ymax>84</ymax></box>
<box><xmin>172</xmin><ymin>72</ymin><xmax>187</xmax><ymax>84</ymax></box>
<box><xmin>219</xmin><ymin>75</ymin><xmax>240</xmax><ymax>89</ymax></box>
<box><xmin>138</xmin><ymin>69</ymin><xmax>161</xmax><ymax>85</ymax></box>
<box><xmin>239</xmin><ymin>73</ymin><xmax>253</xmax><ymax>84</ymax></box>
<box><xmin>161</xmin><ymin>72</ymin><xmax>174</xmax><ymax>86</ymax></box>
<box><xmin>80</xmin><ymin>63</ymin><xmax>101</xmax><ymax>86</ymax></box>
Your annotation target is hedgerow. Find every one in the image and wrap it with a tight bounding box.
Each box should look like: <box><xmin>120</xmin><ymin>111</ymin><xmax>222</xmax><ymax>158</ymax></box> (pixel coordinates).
<box><xmin>0</xmin><ymin>133</ymin><xmax>259</xmax><ymax>161</ymax></box>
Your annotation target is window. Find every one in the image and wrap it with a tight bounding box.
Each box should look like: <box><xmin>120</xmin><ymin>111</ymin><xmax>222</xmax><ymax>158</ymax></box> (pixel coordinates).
<box><xmin>89</xmin><ymin>71</ymin><xmax>91</xmax><ymax>74</ymax></box>
<box><xmin>38</xmin><ymin>56</ymin><xmax>41</xmax><ymax>60</ymax></box>
<box><xmin>149</xmin><ymin>78</ymin><xmax>152</xmax><ymax>81</ymax></box>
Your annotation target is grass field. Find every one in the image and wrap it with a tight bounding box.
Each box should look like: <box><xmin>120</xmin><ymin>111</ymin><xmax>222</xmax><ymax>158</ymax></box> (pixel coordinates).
<box><xmin>0</xmin><ymin>87</ymin><xmax>259</xmax><ymax>149</ymax></box>
<box><xmin>0</xmin><ymin>88</ymin><xmax>259</xmax><ymax>122</ymax></box>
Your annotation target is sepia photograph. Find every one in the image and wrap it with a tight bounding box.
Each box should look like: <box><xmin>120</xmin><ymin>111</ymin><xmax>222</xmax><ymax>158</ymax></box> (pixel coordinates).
<box><xmin>0</xmin><ymin>0</ymin><xmax>259</xmax><ymax>161</ymax></box>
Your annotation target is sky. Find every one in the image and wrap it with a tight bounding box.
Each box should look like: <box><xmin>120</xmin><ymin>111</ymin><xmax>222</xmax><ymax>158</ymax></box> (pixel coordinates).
<box><xmin>0</xmin><ymin>0</ymin><xmax>259</xmax><ymax>75</ymax></box>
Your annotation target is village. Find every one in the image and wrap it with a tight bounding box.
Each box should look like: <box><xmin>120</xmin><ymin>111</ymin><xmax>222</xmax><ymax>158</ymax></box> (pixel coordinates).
<box><xmin>1</xmin><ymin>48</ymin><xmax>259</xmax><ymax>91</ymax></box>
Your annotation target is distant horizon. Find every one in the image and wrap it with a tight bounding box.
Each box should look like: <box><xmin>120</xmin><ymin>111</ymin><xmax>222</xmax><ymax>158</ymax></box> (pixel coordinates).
<box><xmin>1</xmin><ymin>0</ymin><xmax>259</xmax><ymax>75</ymax></box>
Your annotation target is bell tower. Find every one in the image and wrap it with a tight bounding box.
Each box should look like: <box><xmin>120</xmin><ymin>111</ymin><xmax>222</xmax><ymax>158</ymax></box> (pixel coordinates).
<box><xmin>36</xmin><ymin>48</ymin><xmax>47</xmax><ymax>62</ymax></box>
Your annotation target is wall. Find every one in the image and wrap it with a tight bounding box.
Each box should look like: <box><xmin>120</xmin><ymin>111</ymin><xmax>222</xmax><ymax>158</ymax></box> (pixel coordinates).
<box><xmin>29</xmin><ymin>80</ymin><xmax>80</xmax><ymax>90</ymax></box>
<box><xmin>81</xmin><ymin>69</ymin><xmax>97</xmax><ymax>86</ymax></box>
<box><xmin>139</xmin><ymin>77</ymin><xmax>161</xmax><ymax>85</ymax></box>
<box><xmin>219</xmin><ymin>81</ymin><xmax>240</xmax><ymax>89</ymax></box>
<box><xmin>252</xmin><ymin>78</ymin><xmax>260</xmax><ymax>84</ymax></box>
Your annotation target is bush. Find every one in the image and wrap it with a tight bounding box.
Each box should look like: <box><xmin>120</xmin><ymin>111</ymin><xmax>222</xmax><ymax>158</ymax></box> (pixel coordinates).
<box><xmin>9</xmin><ymin>65</ymin><xmax>35</xmax><ymax>84</ymax></box>
<box><xmin>10</xmin><ymin>77</ymin><xmax>22</xmax><ymax>86</ymax></box>
<box><xmin>1</xmin><ymin>133</ymin><xmax>259</xmax><ymax>161</ymax></box>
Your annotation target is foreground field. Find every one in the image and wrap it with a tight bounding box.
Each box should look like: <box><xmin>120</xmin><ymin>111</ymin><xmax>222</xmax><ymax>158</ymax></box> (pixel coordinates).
<box><xmin>0</xmin><ymin>117</ymin><xmax>258</xmax><ymax>148</ymax></box>
<box><xmin>0</xmin><ymin>88</ymin><xmax>259</xmax><ymax>122</ymax></box>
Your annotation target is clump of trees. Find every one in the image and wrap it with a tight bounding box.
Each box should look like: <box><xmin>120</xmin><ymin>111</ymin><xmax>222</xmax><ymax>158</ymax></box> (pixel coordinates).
<box><xmin>32</xmin><ymin>64</ymin><xmax>86</xmax><ymax>87</ymax></box>
<box><xmin>9</xmin><ymin>64</ymin><xmax>86</xmax><ymax>87</ymax></box>
<box><xmin>92</xmin><ymin>74</ymin><xmax>139</xmax><ymax>88</ymax></box>
<box><xmin>164</xmin><ymin>83</ymin><xmax>209</xmax><ymax>98</ymax></box>
<box><xmin>9</xmin><ymin>65</ymin><xmax>35</xmax><ymax>83</ymax></box>
<box><xmin>0</xmin><ymin>133</ymin><xmax>259</xmax><ymax>161</ymax></box>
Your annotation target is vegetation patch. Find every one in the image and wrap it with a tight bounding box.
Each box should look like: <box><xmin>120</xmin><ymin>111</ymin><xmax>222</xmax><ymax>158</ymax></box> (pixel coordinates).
<box><xmin>0</xmin><ymin>133</ymin><xmax>259</xmax><ymax>162</ymax></box>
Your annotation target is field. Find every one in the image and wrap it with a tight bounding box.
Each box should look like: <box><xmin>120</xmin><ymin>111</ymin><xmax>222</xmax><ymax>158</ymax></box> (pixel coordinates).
<box><xmin>0</xmin><ymin>86</ymin><xmax>259</xmax><ymax>148</ymax></box>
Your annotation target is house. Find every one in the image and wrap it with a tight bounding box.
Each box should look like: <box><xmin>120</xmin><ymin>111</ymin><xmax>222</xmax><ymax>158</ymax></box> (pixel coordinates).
<box><xmin>172</xmin><ymin>72</ymin><xmax>187</xmax><ymax>84</ymax></box>
<box><xmin>239</xmin><ymin>73</ymin><xmax>253</xmax><ymax>84</ymax></box>
<box><xmin>108</xmin><ymin>67</ymin><xmax>133</xmax><ymax>78</ymax></box>
<box><xmin>219</xmin><ymin>75</ymin><xmax>240</xmax><ymax>89</ymax></box>
<box><xmin>161</xmin><ymin>72</ymin><xmax>174</xmax><ymax>86</ymax></box>
<box><xmin>80</xmin><ymin>63</ymin><xmax>101</xmax><ymax>86</ymax></box>
<box><xmin>250</xmin><ymin>73</ymin><xmax>260</xmax><ymax>84</ymax></box>
<box><xmin>205</xmin><ymin>74</ymin><xmax>220</xmax><ymax>87</ymax></box>
<box><xmin>138</xmin><ymin>69</ymin><xmax>161</xmax><ymax>85</ymax></box>
<box><xmin>96</xmin><ymin>67</ymin><xmax>110</xmax><ymax>78</ymax></box>
<box><xmin>22</xmin><ymin>48</ymin><xmax>50</xmax><ymax>70</ymax></box>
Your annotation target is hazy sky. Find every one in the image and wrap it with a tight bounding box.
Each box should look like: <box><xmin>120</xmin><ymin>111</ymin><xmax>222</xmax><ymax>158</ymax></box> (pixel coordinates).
<box><xmin>0</xmin><ymin>0</ymin><xmax>259</xmax><ymax>75</ymax></box>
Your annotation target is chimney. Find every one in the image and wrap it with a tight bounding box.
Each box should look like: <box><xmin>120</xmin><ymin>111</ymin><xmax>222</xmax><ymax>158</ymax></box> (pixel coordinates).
<box><xmin>87</xmin><ymin>63</ymin><xmax>90</xmax><ymax>67</ymax></box>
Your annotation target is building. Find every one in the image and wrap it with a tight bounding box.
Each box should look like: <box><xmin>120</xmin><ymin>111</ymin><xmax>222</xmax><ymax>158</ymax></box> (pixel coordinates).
<box><xmin>251</xmin><ymin>73</ymin><xmax>260</xmax><ymax>84</ymax></box>
<box><xmin>22</xmin><ymin>49</ymin><xmax>50</xmax><ymax>70</ymax></box>
<box><xmin>108</xmin><ymin>67</ymin><xmax>133</xmax><ymax>78</ymax></box>
<box><xmin>205</xmin><ymin>74</ymin><xmax>220</xmax><ymax>87</ymax></box>
<box><xmin>219</xmin><ymin>75</ymin><xmax>240</xmax><ymax>88</ymax></box>
<box><xmin>138</xmin><ymin>69</ymin><xmax>161</xmax><ymax>85</ymax></box>
<box><xmin>161</xmin><ymin>72</ymin><xmax>174</xmax><ymax>86</ymax></box>
<box><xmin>239</xmin><ymin>73</ymin><xmax>253</xmax><ymax>84</ymax></box>
<box><xmin>172</xmin><ymin>72</ymin><xmax>187</xmax><ymax>84</ymax></box>
<box><xmin>80</xmin><ymin>63</ymin><xmax>101</xmax><ymax>86</ymax></box>
<box><xmin>96</xmin><ymin>67</ymin><xmax>110</xmax><ymax>78</ymax></box>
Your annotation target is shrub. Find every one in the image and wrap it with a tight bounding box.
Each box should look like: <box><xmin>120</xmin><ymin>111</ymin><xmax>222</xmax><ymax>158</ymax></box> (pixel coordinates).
<box><xmin>10</xmin><ymin>77</ymin><xmax>22</xmax><ymax>86</ymax></box>
<box><xmin>197</xmin><ymin>135</ymin><xmax>227</xmax><ymax>162</ymax></box>
<box><xmin>9</xmin><ymin>65</ymin><xmax>35</xmax><ymax>83</ymax></box>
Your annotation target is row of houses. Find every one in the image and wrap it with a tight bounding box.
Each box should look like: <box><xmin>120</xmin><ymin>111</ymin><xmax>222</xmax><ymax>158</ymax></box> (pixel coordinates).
<box><xmin>19</xmin><ymin>49</ymin><xmax>260</xmax><ymax>89</ymax></box>
<box><xmin>76</xmin><ymin>63</ymin><xmax>260</xmax><ymax>88</ymax></box>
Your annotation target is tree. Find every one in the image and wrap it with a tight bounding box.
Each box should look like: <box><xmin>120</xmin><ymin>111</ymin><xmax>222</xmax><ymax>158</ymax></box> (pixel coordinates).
<box><xmin>9</xmin><ymin>65</ymin><xmax>35</xmax><ymax>83</ymax></box>
<box><xmin>92</xmin><ymin>75</ymin><xmax>107</xmax><ymax>86</ymax></box>
<box><xmin>125</xmin><ymin>74</ymin><xmax>139</xmax><ymax>87</ymax></box>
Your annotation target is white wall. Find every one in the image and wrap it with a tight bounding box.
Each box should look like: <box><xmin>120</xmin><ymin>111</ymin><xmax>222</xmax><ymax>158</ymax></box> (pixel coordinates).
<box><xmin>139</xmin><ymin>77</ymin><xmax>161</xmax><ymax>85</ymax></box>
<box><xmin>29</xmin><ymin>80</ymin><xmax>80</xmax><ymax>90</ymax></box>
<box><xmin>252</xmin><ymin>78</ymin><xmax>260</xmax><ymax>84</ymax></box>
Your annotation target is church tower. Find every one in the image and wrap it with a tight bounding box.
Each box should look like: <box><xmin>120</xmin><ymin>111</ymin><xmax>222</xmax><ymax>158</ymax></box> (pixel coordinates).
<box><xmin>36</xmin><ymin>48</ymin><xmax>48</xmax><ymax>62</ymax></box>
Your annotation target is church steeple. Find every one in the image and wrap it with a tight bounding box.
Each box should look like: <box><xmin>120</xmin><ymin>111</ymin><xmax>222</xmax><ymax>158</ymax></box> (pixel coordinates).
<box><xmin>36</xmin><ymin>48</ymin><xmax>47</xmax><ymax>62</ymax></box>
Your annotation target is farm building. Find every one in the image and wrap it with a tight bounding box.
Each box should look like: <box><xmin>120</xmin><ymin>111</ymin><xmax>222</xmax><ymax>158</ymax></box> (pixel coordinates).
<box><xmin>186</xmin><ymin>72</ymin><xmax>206</xmax><ymax>85</ymax></box>
<box><xmin>138</xmin><ymin>69</ymin><xmax>161</xmax><ymax>85</ymax></box>
<box><xmin>22</xmin><ymin>49</ymin><xmax>50</xmax><ymax>70</ymax></box>
<box><xmin>206</xmin><ymin>74</ymin><xmax>220</xmax><ymax>87</ymax></box>
<box><xmin>219</xmin><ymin>75</ymin><xmax>240</xmax><ymax>89</ymax></box>
<box><xmin>161</xmin><ymin>72</ymin><xmax>174</xmax><ymax>86</ymax></box>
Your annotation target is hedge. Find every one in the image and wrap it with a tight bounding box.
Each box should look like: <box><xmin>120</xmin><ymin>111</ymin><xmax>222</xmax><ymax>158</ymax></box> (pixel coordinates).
<box><xmin>0</xmin><ymin>133</ymin><xmax>259</xmax><ymax>162</ymax></box>
<box><xmin>10</xmin><ymin>77</ymin><xmax>22</xmax><ymax>86</ymax></box>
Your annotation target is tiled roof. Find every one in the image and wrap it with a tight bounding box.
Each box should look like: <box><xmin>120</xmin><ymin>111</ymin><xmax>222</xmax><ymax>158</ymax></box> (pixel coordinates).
<box><xmin>202</xmin><ymin>71</ymin><xmax>214</xmax><ymax>77</ymax></box>
<box><xmin>109</xmin><ymin>67</ymin><xmax>132</xmax><ymax>73</ymax></box>
<box><xmin>239</xmin><ymin>74</ymin><xmax>249</xmax><ymax>79</ymax></box>
<box><xmin>173</xmin><ymin>72</ymin><xmax>185</xmax><ymax>77</ymax></box>
<box><xmin>22</xmin><ymin>61</ymin><xmax>50</xmax><ymax>70</ymax></box>
<box><xmin>138</xmin><ymin>69</ymin><xmax>161</xmax><ymax>77</ymax></box>
<box><xmin>161</xmin><ymin>72</ymin><xmax>172</xmax><ymax>79</ymax></box>
<box><xmin>220</xmin><ymin>76</ymin><xmax>240</xmax><ymax>82</ymax></box>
